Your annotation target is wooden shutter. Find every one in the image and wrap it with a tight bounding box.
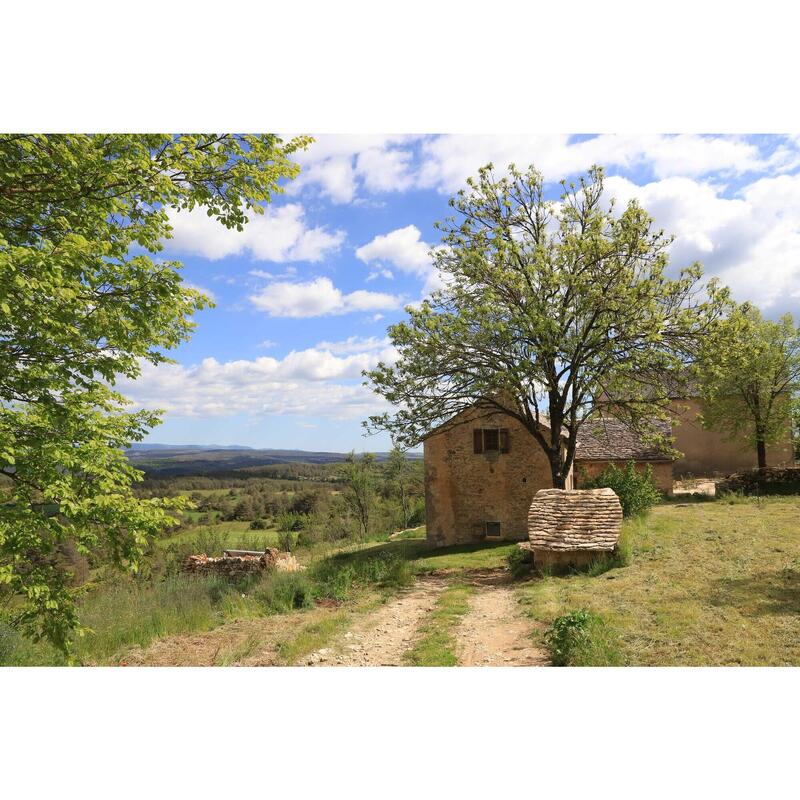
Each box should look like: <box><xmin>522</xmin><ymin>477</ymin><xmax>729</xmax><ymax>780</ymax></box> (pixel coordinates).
<box><xmin>473</xmin><ymin>429</ymin><xmax>483</xmax><ymax>454</ymax></box>
<box><xmin>499</xmin><ymin>429</ymin><xmax>510</xmax><ymax>453</ymax></box>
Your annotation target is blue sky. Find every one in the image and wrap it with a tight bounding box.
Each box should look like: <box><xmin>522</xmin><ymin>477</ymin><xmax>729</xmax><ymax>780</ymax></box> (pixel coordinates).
<box><xmin>120</xmin><ymin>134</ymin><xmax>800</xmax><ymax>451</ymax></box>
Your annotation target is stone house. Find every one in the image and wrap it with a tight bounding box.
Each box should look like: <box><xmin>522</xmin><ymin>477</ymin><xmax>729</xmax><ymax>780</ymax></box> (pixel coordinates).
<box><xmin>669</xmin><ymin>395</ymin><xmax>794</xmax><ymax>477</ymax></box>
<box><xmin>423</xmin><ymin>406</ymin><xmax>672</xmax><ymax>548</ymax></box>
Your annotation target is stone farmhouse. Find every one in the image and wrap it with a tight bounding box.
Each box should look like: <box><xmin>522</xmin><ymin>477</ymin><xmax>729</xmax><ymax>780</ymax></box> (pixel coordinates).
<box><xmin>423</xmin><ymin>391</ymin><xmax>795</xmax><ymax>548</ymax></box>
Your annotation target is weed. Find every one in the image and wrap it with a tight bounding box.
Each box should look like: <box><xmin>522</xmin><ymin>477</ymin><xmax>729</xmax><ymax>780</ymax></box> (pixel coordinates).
<box><xmin>506</xmin><ymin>546</ymin><xmax>535</xmax><ymax>579</ymax></box>
<box><xmin>406</xmin><ymin>584</ymin><xmax>472</xmax><ymax>666</ymax></box>
<box><xmin>544</xmin><ymin>609</ymin><xmax>622</xmax><ymax>666</ymax></box>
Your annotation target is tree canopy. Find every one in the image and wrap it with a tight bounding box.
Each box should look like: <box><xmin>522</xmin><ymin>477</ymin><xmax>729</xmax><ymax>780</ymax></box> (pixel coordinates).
<box><xmin>695</xmin><ymin>302</ymin><xmax>800</xmax><ymax>469</ymax></box>
<box><xmin>0</xmin><ymin>134</ymin><xmax>309</xmax><ymax>653</ymax></box>
<box><xmin>365</xmin><ymin>164</ymin><xmax>728</xmax><ymax>487</ymax></box>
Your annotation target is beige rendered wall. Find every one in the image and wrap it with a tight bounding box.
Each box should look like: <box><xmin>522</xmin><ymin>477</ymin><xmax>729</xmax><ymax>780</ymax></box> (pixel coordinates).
<box><xmin>575</xmin><ymin>459</ymin><xmax>674</xmax><ymax>494</ymax></box>
<box><xmin>424</xmin><ymin>409</ymin><xmax>558</xmax><ymax>547</ymax></box>
<box><xmin>671</xmin><ymin>399</ymin><xmax>795</xmax><ymax>478</ymax></box>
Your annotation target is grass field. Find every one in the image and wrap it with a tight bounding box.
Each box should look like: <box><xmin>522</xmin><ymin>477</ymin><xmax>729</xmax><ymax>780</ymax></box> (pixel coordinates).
<box><xmin>516</xmin><ymin>496</ymin><xmax>800</xmax><ymax>665</ymax></box>
<box><xmin>4</xmin><ymin>496</ymin><xmax>800</xmax><ymax>666</ymax></box>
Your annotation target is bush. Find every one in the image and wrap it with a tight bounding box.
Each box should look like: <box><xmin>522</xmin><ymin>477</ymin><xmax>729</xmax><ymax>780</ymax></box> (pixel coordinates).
<box><xmin>717</xmin><ymin>468</ymin><xmax>800</xmax><ymax>496</ymax></box>
<box><xmin>581</xmin><ymin>461</ymin><xmax>661</xmax><ymax>517</ymax></box>
<box><xmin>277</xmin><ymin>530</ymin><xmax>295</xmax><ymax>552</ymax></box>
<box><xmin>506</xmin><ymin>546</ymin><xmax>534</xmax><ymax>579</ymax></box>
<box><xmin>311</xmin><ymin>553</ymin><xmax>414</xmax><ymax>600</ymax></box>
<box><xmin>544</xmin><ymin>609</ymin><xmax>622</xmax><ymax>666</ymax></box>
<box><xmin>254</xmin><ymin>572</ymin><xmax>314</xmax><ymax>614</ymax></box>
<box><xmin>249</xmin><ymin>518</ymin><xmax>268</xmax><ymax>530</ymax></box>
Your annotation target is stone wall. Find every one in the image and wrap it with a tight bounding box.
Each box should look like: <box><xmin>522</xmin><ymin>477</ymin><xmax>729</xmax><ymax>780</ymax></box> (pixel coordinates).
<box><xmin>575</xmin><ymin>458</ymin><xmax>674</xmax><ymax>494</ymax></box>
<box><xmin>182</xmin><ymin>549</ymin><xmax>302</xmax><ymax>577</ymax></box>
<box><xmin>424</xmin><ymin>408</ymin><xmax>565</xmax><ymax>547</ymax></box>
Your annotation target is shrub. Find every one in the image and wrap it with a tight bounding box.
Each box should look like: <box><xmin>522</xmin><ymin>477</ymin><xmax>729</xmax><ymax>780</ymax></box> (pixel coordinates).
<box><xmin>717</xmin><ymin>468</ymin><xmax>800</xmax><ymax>496</ymax></box>
<box><xmin>582</xmin><ymin>461</ymin><xmax>661</xmax><ymax>517</ymax></box>
<box><xmin>249</xmin><ymin>518</ymin><xmax>268</xmax><ymax>530</ymax></box>
<box><xmin>311</xmin><ymin>552</ymin><xmax>413</xmax><ymax>600</ymax></box>
<box><xmin>544</xmin><ymin>609</ymin><xmax>622</xmax><ymax>666</ymax></box>
<box><xmin>254</xmin><ymin>572</ymin><xmax>314</xmax><ymax>614</ymax></box>
<box><xmin>506</xmin><ymin>546</ymin><xmax>534</xmax><ymax>579</ymax></box>
<box><xmin>277</xmin><ymin>530</ymin><xmax>295</xmax><ymax>552</ymax></box>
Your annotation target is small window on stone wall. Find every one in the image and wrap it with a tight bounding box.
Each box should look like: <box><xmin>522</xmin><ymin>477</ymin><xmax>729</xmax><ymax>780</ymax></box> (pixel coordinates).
<box><xmin>473</xmin><ymin>428</ymin><xmax>510</xmax><ymax>454</ymax></box>
<box><xmin>485</xmin><ymin>521</ymin><xmax>502</xmax><ymax>538</ymax></box>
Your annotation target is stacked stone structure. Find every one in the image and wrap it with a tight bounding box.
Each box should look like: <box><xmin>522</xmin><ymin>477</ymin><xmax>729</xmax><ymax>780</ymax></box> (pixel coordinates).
<box><xmin>524</xmin><ymin>487</ymin><xmax>623</xmax><ymax>569</ymax></box>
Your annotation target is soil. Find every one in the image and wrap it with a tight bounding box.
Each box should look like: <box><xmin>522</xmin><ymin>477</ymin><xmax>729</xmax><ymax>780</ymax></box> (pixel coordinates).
<box><xmin>122</xmin><ymin>570</ymin><xmax>549</xmax><ymax>667</ymax></box>
<box><xmin>306</xmin><ymin>575</ymin><xmax>446</xmax><ymax>666</ymax></box>
<box><xmin>454</xmin><ymin>572</ymin><xmax>549</xmax><ymax>666</ymax></box>
<box><xmin>307</xmin><ymin>570</ymin><xmax>549</xmax><ymax>667</ymax></box>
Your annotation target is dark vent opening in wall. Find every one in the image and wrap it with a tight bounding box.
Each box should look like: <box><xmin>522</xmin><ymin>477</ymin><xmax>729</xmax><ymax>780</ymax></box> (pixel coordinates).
<box><xmin>485</xmin><ymin>521</ymin><xmax>501</xmax><ymax>538</ymax></box>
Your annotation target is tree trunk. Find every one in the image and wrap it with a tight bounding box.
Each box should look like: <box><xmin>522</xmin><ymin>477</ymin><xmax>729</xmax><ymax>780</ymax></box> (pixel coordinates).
<box><xmin>756</xmin><ymin>438</ymin><xmax>767</xmax><ymax>470</ymax></box>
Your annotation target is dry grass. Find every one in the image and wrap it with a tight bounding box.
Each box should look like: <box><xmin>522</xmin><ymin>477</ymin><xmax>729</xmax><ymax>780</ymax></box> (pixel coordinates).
<box><xmin>516</xmin><ymin>497</ymin><xmax>800</xmax><ymax>665</ymax></box>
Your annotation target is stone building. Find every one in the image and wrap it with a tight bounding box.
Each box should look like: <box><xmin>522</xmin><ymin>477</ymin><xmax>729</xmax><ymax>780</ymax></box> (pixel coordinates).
<box><xmin>670</xmin><ymin>396</ymin><xmax>794</xmax><ymax>477</ymax></box>
<box><xmin>423</xmin><ymin>406</ymin><xmax>671</xmax><ymax>548</ymax></box>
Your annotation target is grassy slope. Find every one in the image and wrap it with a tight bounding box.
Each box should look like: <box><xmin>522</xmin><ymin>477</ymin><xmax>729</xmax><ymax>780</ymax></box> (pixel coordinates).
<box><xmin>517</xmin><ymin>497</ymin><xmax>800</xmax><ymax>666</ymax></box>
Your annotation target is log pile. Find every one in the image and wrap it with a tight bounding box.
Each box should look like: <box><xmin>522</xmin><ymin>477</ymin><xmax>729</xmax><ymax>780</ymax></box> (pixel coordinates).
<box><xmin>527</xmin><ymin>488</ymin><xmax>622</xmax><ymax>552</ymax></box>
<box><xmin>182</xmin><ymin>548</ymin><xmax>304</xmax><ymax>577</ymax></box>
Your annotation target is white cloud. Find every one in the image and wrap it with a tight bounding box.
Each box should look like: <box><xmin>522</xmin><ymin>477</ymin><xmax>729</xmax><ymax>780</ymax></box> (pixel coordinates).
<box><xmin>288</xmin><ymin>135</ymin><xmax>417</xmax><ymax>203</ymax></box>
<box><xmin>602</xmin><ymin>173</ymin><xmax>800</xmax><ymax>310</ymax></box>
<box><xmin>165</xmin><ymin>203</ymin><xmax>345</xmax><ymax>262</ymax></box>
<box><xmin>119</xmin><ymin>342</ymin><xmax>398</xmax><ymax>420</ymax></box>
<box><xmin>313</xmin><ymin>335</ymin><xmax>393</xmax><ymax>355</ymax></box>
<box><xmin>415</xmin><ymin>134</ymin><xmax>792</xmax><ymax>195</ymax></box>
<box><xmin>249</xmin><ymin>276</ymin><xmax>402</xmax><ymax>318</ymax></box>
<box><xmin>356</xmin><ymin>224</ymin><xmax>432</xmax><ymax>276</ymax></box>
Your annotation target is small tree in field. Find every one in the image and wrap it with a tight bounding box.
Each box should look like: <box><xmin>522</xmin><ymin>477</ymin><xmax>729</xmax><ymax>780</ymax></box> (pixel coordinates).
<box><xmin>696</xmin><ymin>303</ymin><xmax>800</xmax><ymax>470</ymax></box>
<box><xmin>340</xmin><ymin>452</ymin><xmax>376</xmax><ymax>540</ymax></box>
<box><xmin>385</xmin><ymin>447</ymin><xmax>415</xmax><ymax>529</ymax></box>
<box><xmin>365</xmin><ymin>164</ymin><xmax>728</xmax><ymax>487</ymax></box>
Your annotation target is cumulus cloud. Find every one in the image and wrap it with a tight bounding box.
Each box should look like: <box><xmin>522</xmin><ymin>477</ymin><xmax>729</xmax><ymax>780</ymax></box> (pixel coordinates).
<box><xmin>356</xmin><ymin>225</ymin><xmax>432</xmax><ymax>275</ymax></box>
<box><xmin>414</xmin><ymin>134</ymin><xmax>787</xmax><ymax>194</ymax></box>
<box><xmin>119</xmin><ymin>340</ymin><xmax>398</xmax><ymax>420</ymax></box>
<box><xmin>288</xmin><ymin>135</ymin><xmax>418</xmax><ymax>203</ymax></box>
<box><xmin>165</xmin><ymin>203</ymin><xmax>345</xmax><ymax>262</ymax></box>
<box><xmin>249</xmin><ymin>276</ymin><xmax>402</xmax><ymax>318</ymax></box>
<box><xmin>602</xmin><ymin>173</ymin><xmax>800</xmax><ymax>310</ymax></box>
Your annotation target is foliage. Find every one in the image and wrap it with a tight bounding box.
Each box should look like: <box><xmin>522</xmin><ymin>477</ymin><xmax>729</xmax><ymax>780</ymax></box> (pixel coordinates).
<box><xmin>0</xmin><ymin>133</ymin><xmax>309</xmax><ymax>653</ymax></box>
<box><xmin>365</xmin><ymin>163</ymin><xmax>727</xmax><ymax>487</ymax></box>
<box><xmin>339</xmin><ymin>452</ymin><xmax>377</xmax><ymax>539</ymax></box>
<box><xmin>544</xmin><ymin>609</ymin><xmax>622</xmax><ymax>666</ymax></box>
<box><xmin>581</xmin><ymin>461</ymin><xmax>662</xmax><ymax>517</ymax></box>
<box><xmin>253</xmin><ymin>571</ymin><xmax>314</xmax><ymax>614</ymax></box>
<box><xmin>695</xmin><ymin>303</ymin><xmax>800</xmax><ymax>469</ymax></box>
<box><xmin>717</xmin><ymin>467</ymin><xmax>800</xmax><ymax>496</ymax></box>
<box><xmin>249</xmin><ymin>518</ymin><xmax>268</xmax><ymax>530</ymax></box>
<box><xmin>506</xmin><ymin>545</ymin><xmax>534</xmax><ymax>579</ymax></box>
<box><xmin>384</xmin><ymin>447</ymin><xmax>423</xmax><ymax>529</ymax></box>
<box><xmin>310</xmin><ymin>552</ymin><xmax>414</xmax><ymax>601</ymax></box>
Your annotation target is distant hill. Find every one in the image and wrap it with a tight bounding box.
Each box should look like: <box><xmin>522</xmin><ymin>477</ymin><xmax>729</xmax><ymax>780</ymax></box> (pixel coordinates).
<box><xmin>126</xmin><ymin>445</ymin><xmax>422</xmax><ymax>477</ymax></box>
<box><xmin>127</xmin><ymin>443</ymin><xmax>254</xmax><ymax>452</ymax></box>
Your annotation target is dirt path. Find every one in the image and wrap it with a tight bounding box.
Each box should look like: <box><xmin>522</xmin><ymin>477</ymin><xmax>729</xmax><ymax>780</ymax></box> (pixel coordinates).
<box><xmin>455</xmin><ymin>574</ymin><xmax>549</xmax><ymax>666</ymax></box>
<box><xmin>306</xmin><ymin>575</ymin><xmax>447</xmax><ymax>666</ymax></box>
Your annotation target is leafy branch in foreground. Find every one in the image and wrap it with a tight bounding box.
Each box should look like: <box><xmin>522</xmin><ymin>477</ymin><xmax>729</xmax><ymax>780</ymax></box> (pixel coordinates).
<box><xmin>0</xmin><ymin>134</ymin><xmax>309</xmax><ymax>653</ymax></box>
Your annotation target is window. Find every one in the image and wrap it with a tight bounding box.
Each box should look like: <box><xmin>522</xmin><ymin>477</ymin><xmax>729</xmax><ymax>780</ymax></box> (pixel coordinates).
<box><xmin>485</xmin><ymin>521</ymin><xmax>502</xmax><ymax>538</ymax></box>
<box><xmin>473</xmin><ymin>428</ymin><xmax>510</xmax><ymax>454</ymax></box>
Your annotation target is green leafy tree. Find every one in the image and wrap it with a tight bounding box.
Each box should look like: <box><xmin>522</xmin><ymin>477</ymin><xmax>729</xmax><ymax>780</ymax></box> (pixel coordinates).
<box><xmin>365</xmin><ymin>164</ymin><xmax>727</xmax><ymax>488</ymax></box>
<box><xmin>340</xmin><ymin>452</ymin><xmax>376</xmax><ymax>540</ymax></box>
<box><xmin>695</xmin><ymin>303</ymin><xmax>800</xmax><ymax>469</ymax></box>
<box><xmin>384</xmin><ymin>446</ymin><xmax>415</xmax><ymax>529</ymax></box>
<box><xmin>0</xmin><ymin>133</ymin><xmax>309</xmax><ymax>654</ymax></box>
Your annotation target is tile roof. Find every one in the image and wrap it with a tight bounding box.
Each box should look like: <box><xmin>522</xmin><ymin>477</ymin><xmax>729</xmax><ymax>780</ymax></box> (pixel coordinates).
<box><xmin>575</xmin><ymin>417</ymin><xmax>673</xmax><ymax>462</ymax></box>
